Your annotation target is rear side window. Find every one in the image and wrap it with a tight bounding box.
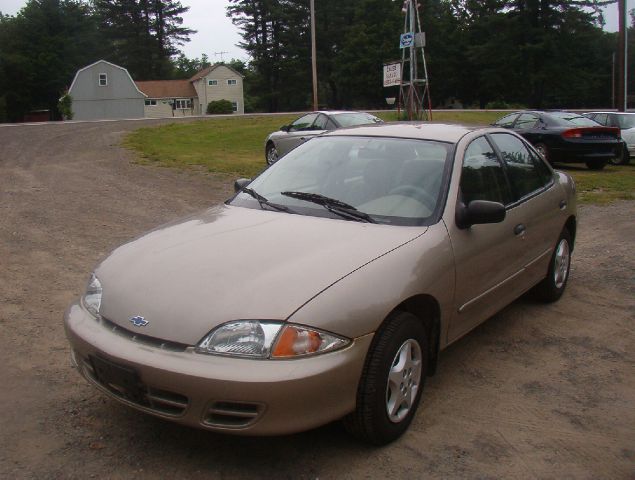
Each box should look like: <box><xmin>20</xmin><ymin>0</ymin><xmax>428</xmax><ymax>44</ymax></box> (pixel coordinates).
<box><xmin>515</xmin><ymin>113</ymin><xmax>539</xmax><ymax>130</ymax></box>
<box><xmin>490</xmin><ymin>133</ymin><xmax>552</xmax><ymax>200</ymax></box>
<box><xmin>593</xmin><ymin>113</ymin><xmax>608</xmax><ymax>126</ymax></box>
<box><xmin>460</xmin><ymin>136</ymin><xmax>512</xmax><ymax>205</ymax></box>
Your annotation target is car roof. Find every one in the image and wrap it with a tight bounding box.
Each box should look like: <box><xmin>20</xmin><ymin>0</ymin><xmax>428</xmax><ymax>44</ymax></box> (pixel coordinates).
<box><xmin>585</xmin><ymin>111</ymin><xmax>635</xmax><ymax>115</ymax></box>
<box><xmin>325</xmin><ymin>122</ymin><xmax>479</xmax><ymax>143</ymax></box>
<box><xmin>318</xmin><ymin>110</ymin><xmax>375</xmax><ymax>115</ymax></box>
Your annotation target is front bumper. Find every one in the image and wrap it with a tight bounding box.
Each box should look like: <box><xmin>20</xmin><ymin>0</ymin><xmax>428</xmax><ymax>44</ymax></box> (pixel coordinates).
<box><xmin>64</xmin><ymin>302</ymin><xmax>372</xmax><ymax>435</ymax></box>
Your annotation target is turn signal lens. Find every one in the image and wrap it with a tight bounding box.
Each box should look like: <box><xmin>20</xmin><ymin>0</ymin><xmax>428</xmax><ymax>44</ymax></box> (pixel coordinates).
<box><xmin>271</xmin><ymin>325</ymin><xmax>350</xmax><ymax>358</ymax></box>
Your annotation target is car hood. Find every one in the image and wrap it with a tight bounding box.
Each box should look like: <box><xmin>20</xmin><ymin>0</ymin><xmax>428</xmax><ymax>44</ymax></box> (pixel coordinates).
<box><xmin>96</xmin><ymin>205</ymin><xmax>425</xmax><ymax>345</ymax></box>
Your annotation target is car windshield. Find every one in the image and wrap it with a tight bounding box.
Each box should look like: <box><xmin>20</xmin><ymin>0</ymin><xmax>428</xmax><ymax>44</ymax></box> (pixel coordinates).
<box><xmin>547</xmin><ymin>112</ymin><xmax>598</xmax><ymax>127</ymax></box>
<box><xmin>616</xmin><ymin>114</ymin><xmax>635</xmax><ymax>129</ymax></box>
<box><xmin>230</xmin><ymin>136</ymin><xmax>451</xmax><ymax>226</ymax></box>
<box><xmin>332</xmin><ymin>113</ymin><xmax>382</xmax><ymax>127</ymax></box>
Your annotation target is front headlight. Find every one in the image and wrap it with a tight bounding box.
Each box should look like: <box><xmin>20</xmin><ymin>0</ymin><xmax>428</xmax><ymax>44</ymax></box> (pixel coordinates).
<box><xmin>82</xmin><ymin>273</ymin><xmax>102</xmax><ymax>317</ymax></box>
<box><xmin>195</xmin><ymin>320</ymin><xmax>350</xmax><ymax>359</ymax></box>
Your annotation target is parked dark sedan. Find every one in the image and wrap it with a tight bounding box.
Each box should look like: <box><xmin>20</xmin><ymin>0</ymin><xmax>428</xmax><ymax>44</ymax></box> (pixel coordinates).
<box><xmin>492</xmin><ymin>111</ymin><xmax>621</xmax><ymax>170</ymax></box>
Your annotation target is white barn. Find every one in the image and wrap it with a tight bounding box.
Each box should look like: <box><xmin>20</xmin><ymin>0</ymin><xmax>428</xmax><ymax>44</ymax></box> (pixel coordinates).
<box><xmin>68</xmin><ymin>60</ymin><xmax>145</xmax><ymax>121</ymax></box>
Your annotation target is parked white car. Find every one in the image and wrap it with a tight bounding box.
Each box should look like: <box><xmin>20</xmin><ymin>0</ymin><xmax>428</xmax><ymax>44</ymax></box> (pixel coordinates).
<box><xmin>584</xmin><ymin>112</ymin><xmax>635</xmax><ymax>165</ymax></box>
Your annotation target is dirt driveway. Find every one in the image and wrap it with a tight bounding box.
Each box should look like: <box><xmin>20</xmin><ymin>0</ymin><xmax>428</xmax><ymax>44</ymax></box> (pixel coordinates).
<box><xmin>1</xmin><ymin>119</ymin><xmax>633</xmax><ymax>479</ymax></box>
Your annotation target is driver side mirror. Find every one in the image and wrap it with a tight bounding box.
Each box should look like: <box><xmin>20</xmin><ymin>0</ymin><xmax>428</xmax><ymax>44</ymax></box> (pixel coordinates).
<box><xmin>234</xmin><ymin>178</ymin><xmax>251</xmax><ymax>193</ymax></box>
<box><xmin>280</xmin><ymin>125</ymin><xmax>290</xmax><ymax>132</ymax></box>
<box><xmin>456</xmin><ymin>200</ymin><xmax>506</xmax><ymax>229</ymax></box>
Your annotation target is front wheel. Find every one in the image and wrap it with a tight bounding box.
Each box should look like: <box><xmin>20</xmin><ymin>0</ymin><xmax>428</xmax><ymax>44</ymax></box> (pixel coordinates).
<box><xmin>534</xmin><ymin>143</ymin><xmax>550</xmax><ymax>163</ymax></box>
<box><xmin>343</xmin><ymin>311</ymin><xmax>428</xmax><ymax>445</ymax></box>
<box><xmin>265</xmin><ymin>142</ymin><xmax>278</xmax><ymax>165</ymax></box>
<box><xmin>532</xmin><ymin>229</ymin><xmax>572</xmax><ymax>302</ymax></box>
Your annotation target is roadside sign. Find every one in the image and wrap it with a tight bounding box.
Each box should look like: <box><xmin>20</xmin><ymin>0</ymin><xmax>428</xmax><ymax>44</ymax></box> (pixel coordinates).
<box><xmin>383</xmin><ymin>63</ymin><xmax>401</xmax><ymax>87</ymax></box>
<box><xmin>400</xmin><ymin>32</ymin><xmax>414</xmax><ymax>49</ymax></box>
<box><xmin>415</xmin><ymin>32</ymin><xmax>426</xmax><ymax>48</ymax></box>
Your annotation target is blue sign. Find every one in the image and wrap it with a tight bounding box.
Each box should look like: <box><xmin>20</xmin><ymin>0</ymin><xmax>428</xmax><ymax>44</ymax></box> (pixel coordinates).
<box><xmin>400</xmin><ymin>32</ymin><xmax>414</xmax><ymax>49</ymax></box>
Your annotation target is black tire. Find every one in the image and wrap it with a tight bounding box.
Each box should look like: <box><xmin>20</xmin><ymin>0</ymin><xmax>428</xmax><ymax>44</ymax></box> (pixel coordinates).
<box><xmin>343</xmin><ymin>311</ymin><xmax>428</xmax><ymax>445</ymax></box>
<box><xmin>585</xmin><ymin>160</ymin><xmax>606</xmax><ymax>170</ymax></box>
<box><xmin>534</xmin><ymin>143</ymin><xmax>550</xmax><ymax>163</ymax></box>
<box><xmin>533</xmin><ymin>229</ymin><xmax>572</xmax><ymax>303</ymax></box>
<box><xmin>265</xmin><ymin>142</ymin><xmax>278</xmax><ymax>165</ymax></box>
<box><xmin>610</xmin><ymin>143</ymin><xmax>630</xmax><ymax>166</ymax></box>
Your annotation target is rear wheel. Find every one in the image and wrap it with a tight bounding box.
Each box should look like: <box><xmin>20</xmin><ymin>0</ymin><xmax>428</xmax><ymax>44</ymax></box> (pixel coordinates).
<box><xmin>533</xmin><ymin>229</ymin><xmax>572</xmax><ymax>302</ymax></box>
<box><xmin>585</xmin><ymin>160</ymin><xmax>606</xmax><ymax>170</ymax></box>
<box><xmin>609</xmin><ymin>143</ymin><xmax>630</xmax><ymax>166</ymax></box>
<box><xmin>343</xmin><ymin>311</ymin><xmax>428</xmax><ymax>445</ymax></box>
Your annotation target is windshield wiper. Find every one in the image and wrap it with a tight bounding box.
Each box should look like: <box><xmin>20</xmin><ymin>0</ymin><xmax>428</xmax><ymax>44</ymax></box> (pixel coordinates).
<box><xmin>241</xmin><ymin>187</ymin><xmax>293</xmax><ymax>213</ymax></box>
<box><xmin>281</xmin><ymin>191</ymin><xmax>376</xmax><ymax>223</ymax></box>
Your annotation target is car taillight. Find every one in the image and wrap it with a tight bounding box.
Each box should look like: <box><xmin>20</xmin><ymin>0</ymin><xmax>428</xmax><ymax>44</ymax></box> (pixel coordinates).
<box><xmin>561</xmin><ymin>127</ymin><xmax>620</xmax><ymax>139</ymax></box>
<box><xmin>562</xmin><ymin>129</ymin><xmax>583</xmax><ymax>139</ymax></box>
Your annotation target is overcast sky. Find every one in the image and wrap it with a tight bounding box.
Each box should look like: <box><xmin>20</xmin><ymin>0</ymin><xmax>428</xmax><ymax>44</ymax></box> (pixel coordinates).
<box><xmin>0</xmin><ymin>0</ymin><xmax>631</xmax><ymax>63</ymax></box>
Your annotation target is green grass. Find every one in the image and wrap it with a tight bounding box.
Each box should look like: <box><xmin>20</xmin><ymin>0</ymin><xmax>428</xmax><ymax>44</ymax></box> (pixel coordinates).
<box><xmin>124</xmin><ymin>114</ymin><xmax>298</xmax><ymax>177</ymax></box>
<box><xmin>566</xmin><ymin>165</ymin><xmax>635</xmax><ymax>204</ymax></box>
<box><xmin>124</xmin><ymin>112</ymin><xmax>635</xmax><ymax>205</ymax></box>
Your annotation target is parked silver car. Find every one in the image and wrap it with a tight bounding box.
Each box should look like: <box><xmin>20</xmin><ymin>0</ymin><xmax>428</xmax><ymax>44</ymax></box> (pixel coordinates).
<box><xmin>65</xmin><ymin>123</ymin><xmax>576</xmax><ymax>444</ymax></box>
<box><xmin>583</xmin><ymin>111</ymin><xmax>635</xmax><ymax>165</ymax></box>
<box><xmin>264</xmin><ymin>110</ymin><xmax>383</xmax><ymax>164</ymax></box>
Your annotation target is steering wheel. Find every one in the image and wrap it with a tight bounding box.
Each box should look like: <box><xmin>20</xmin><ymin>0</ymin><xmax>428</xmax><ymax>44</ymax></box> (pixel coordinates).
<box><xmin>388</xmin><ymin>185</ymin><xmax>436</xmax><ymax>210</ymax></box>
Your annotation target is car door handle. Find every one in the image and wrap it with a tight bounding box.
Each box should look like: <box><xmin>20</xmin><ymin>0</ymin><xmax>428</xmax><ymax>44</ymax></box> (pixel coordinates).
<box><xmin>559</xmin><ymin>200</ymin><xmax>567</xmax><ymax>210</ymax></box>
<box><xmin>514</xmin><ymin>224</ymin><xmax>526</xmax><ymax>236</ymax></box>
<box><xmin>300</xmin><ymin>137</ymin><xmax>307</xmax><ymax>141</ymax></box>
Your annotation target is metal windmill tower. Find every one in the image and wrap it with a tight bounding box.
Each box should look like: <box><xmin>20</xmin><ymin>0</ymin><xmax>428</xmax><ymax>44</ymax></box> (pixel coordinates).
<box><xmin>398</xmin><ymin>0</ymin><xmax>432</xmax><ymax>120</ymax></box>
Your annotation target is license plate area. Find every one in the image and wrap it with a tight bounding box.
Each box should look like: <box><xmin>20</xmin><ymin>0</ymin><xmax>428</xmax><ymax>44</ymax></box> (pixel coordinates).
<box><xmin>90</xmin><ymin>355</ymin><xmax>146</xmax><ymax>403</ymax></box>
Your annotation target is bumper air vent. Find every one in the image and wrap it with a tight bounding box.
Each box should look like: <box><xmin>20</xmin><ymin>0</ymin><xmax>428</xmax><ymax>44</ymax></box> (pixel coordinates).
<box><xmin>203</xmin><ymin>401</ymin><xmax>265</xmax><ymax>429</ymax></box>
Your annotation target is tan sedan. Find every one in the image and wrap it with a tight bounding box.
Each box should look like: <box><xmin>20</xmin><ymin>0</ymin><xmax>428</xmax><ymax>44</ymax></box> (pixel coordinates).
<box><xmin>65</xmin><ymin>123</ymin><xmax>576</xmax><ymax>444</ymax></box>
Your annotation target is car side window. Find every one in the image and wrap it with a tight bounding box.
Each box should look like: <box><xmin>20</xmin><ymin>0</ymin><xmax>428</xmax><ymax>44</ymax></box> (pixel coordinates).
<box><xmin>290</xmin><ymin>113</ymin><xmax>318</xmax><ymax>131</ymax></box>
<box><xmin>515</xmin><ymin>113</ymin><xmax>539</xmax><ymax>130</ymax></box>
<box><xmin>493</xmin><ymin>113</ymin><xmax>519</xmax><ymax>128</ymax></box>
<box><xmin>607</xmin><ymin>114</ymin><xmax>621</xmax><ymax>128</ymax></box>
<box><xmin>490</xmin><ymin>133</ymin><xmax>552</xmax><ymax>200</ymax></box>
<box><xmin>312</xmin><ymin>114</ymin><xmax>328</xmax><ymax>130</ymax></box>
<box><xmin>325</xmin><ymin>118</ymin><xmax>338</xmax><ymax>130</ymax></box>
<box><xmin>594</xmin><ymin>113</ymin><xmax>608</xmax><ymax>126</ymax></box>
<box><xmin>460</xmin><ymin>136</ymin><xmax>513</xmax><ymax>206</ymax></box>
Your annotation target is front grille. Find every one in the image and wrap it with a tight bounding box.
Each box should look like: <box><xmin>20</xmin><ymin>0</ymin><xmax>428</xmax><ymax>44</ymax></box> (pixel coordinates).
<box><xmin>99</xmin><ymin>316</ymin><xmax>189</xmax><ymax>352</ymax></box>
<box><xmin>80</xmin><ymin>357</ymin><xmax>189</xmax><ymax>417</ymax></box>
<box><xmin>203</xmin><ymin>401</ymin><xmax>264</xmax><ymax>428</ymax></box>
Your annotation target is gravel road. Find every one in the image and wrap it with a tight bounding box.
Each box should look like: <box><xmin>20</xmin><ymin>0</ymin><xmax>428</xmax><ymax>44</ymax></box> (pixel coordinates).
<box><xmin>1</xmin><ymin>119</ymin><xmax>634</xmax><ymax>479</ymax></box>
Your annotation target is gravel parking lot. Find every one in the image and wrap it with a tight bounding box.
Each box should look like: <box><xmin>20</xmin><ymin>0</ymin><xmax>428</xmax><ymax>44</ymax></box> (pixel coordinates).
<box><xmin>1</xmin><ymin>119</ymin><xmax>633</xmax><ymax>479</ymax></box>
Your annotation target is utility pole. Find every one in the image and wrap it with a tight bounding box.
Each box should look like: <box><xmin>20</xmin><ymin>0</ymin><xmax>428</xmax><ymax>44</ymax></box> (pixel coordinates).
<box><xmin>310</xmin><ymin>0</ymin><xmax>318</xmax><ymax>111</ymax></box>
<box><xmin>617</xmin><ymin>0</ymin><xmax>627</xmax><ymax>111</ymax></box>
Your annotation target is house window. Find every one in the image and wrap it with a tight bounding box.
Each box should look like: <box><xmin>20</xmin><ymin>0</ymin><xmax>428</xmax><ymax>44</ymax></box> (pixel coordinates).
<box><xmin>175</xmin><ymin>99</ymin><xmax>192</xmax><ymax>109</ymax></box>
<box><xmin>98</xmin><ymin>73</ymin><xmax>107</xmax><ymax>86</ymax></box>
<box><xmin>227</xmin><ymin>79</ymin><xmax>237</xmax><ymax>86</ymax></box>
<box><xmin>231</xmin><ymin>101</ymin><xmax>238</xmax><ymax>112</ymax></box>
<box><xmin>145</xmin><ymin>99</ymin><xmax>157</xmax><ymax>106</ymax></box>
<box><xmin>208</xmin><ymin>79</ymin><xmax>218</xmax><ymax>86</ymax></box>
